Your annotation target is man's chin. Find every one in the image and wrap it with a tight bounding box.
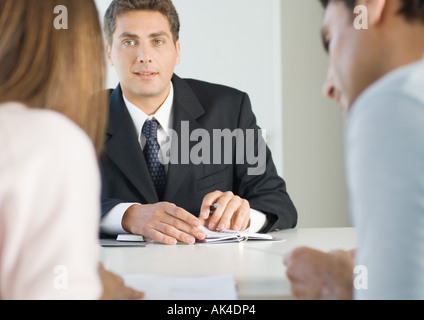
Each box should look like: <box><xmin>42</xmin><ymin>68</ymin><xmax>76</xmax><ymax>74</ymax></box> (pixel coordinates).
<box><xmin>127</xmin><ymin>87</ymin><xmax>164</xmax><ymax>99</ymax></box>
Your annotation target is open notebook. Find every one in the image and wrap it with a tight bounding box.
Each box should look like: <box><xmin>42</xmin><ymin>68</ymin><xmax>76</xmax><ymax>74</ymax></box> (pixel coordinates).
<box><xmin>198</xmin><ymin>226</ymin><xmax>283</xmax><ymax>243</ymax></box>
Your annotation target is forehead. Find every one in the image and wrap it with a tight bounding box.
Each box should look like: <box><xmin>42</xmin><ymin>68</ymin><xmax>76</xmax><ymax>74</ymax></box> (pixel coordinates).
<box><xmin>114</xmin><ymin>10</ymin><xmax>171</xmax><ymax>36</ymax></box>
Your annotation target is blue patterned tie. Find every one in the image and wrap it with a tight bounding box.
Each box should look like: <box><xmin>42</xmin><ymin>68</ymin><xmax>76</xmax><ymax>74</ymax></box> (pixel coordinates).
<box><xmin>142</xmin><ymin>119</ymin><xmax>166</xmax><ymax>199</ymax></box>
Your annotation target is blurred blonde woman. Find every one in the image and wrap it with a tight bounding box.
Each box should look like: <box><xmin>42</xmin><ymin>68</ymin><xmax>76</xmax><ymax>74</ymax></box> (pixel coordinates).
<box><xmin>0</xmin><ymin>0</ymin><xmax>142</xmax><ymax>299</ymax></box>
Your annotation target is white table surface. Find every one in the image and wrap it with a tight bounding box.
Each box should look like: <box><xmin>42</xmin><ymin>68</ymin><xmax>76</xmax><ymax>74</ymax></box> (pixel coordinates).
<box><xmin>99</xmin><ymin>227</ymin><xmax>357</xmax><ymax>299</ymax></box>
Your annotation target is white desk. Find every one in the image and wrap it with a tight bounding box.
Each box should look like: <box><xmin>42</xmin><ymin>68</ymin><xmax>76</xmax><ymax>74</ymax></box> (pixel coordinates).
<box><xmin>99</xmin><ymin>227</ymin><xmax>357</xmax><ymax>299</ymax></box>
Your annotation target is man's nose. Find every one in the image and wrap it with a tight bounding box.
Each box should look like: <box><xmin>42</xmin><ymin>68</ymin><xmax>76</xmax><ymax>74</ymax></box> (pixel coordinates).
<box><xmin>322</xmin><ymin>70</ymin><xmax>336</xmax><ymax>100</ymax></box>
<box><xmin>137</xmin><ymin>44</ymin><xmax>152</xmax><ymax>64</ymax></box>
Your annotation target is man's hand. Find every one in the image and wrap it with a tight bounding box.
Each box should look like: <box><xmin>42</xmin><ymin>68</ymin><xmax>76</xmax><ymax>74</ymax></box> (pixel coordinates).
<box><xmin>283</xmin><ymin>247</ymin><xmax>354</xmax><ymax>300</ymax></box>
<box><xmin>99</xmin><ymin>263</ymin><xmax>144</xmax><ymax>300</ymax></box>
<box><xmin>199</xmin><ymin>191</ymin><xmax>250</xmax><ymax>231</ymax></box>
<box><xmin>122</xmin><ymin>202</ymin><xmax>206</xmax><ymax>245</ymax></box>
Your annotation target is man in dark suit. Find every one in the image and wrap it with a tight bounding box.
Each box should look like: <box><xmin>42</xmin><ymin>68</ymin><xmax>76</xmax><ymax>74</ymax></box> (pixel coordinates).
<box><xmin>100</xmin><ymin>0</ymin><xmax>297</xmax><ymax>245</ymax></box>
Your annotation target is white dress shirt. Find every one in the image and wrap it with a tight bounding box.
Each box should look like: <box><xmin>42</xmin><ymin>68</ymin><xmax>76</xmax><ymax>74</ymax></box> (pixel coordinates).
<box><xmin>101</xmin><ymin>82</ymin><xmax>267</xmax><ymax>235</ymax></box>
<box><xmin>0</xmin><ymin>102</ymin><xmax>102</xmax><ymax>299</ymax></box>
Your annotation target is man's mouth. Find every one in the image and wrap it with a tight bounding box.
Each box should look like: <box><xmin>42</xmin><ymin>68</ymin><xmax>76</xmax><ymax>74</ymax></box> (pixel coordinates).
<box><xmin>133</xmin><ymin>71</ymin><xmax>159</xmax><ymax>79</ymax></box>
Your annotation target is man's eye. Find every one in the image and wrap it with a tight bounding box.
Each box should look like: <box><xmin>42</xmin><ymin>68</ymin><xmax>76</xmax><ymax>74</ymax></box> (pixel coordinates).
<box><xmin>154</xmin><ymin>39</ymin><xmax>164</xmax><ymax>45</ymax></box>
<box><xmin>322</xmin><ymin>35</ymin><xmax>330</xmax><ymax>53</ymax></box>
<box><xmin>123</xmin><ymin>40</ymin><xmax>135</xmax><ymax>46</ymax></box>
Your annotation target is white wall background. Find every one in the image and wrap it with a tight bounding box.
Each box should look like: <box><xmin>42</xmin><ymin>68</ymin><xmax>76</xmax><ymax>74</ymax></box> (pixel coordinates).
<box><xmin>94</xmin><ymin>0</ymin><xmax>351</xmax><ymax>228</ymax></box>
<box><xmin>281</xmin><ymin>1</ymin><xmax>350</xmax><ymax>228</ymax></box>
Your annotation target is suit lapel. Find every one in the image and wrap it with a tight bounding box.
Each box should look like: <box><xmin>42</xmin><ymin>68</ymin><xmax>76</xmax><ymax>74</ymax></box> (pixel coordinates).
<box><xmin>105</xmin><ymin>85</ymin><xmax>158</xmax><ymax>203</ymax></box>
<box><xmin>163</xmin><ymin>75</ymin><xmax>205</xmax><ymax>201</ymax></box>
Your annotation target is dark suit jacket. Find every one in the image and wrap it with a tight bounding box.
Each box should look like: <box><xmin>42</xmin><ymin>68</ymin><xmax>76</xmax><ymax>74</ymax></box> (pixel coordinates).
<box><xmin>100</xmin><ymin>74</ymin><xmax>297</xmax><ymax>232</ymax></box>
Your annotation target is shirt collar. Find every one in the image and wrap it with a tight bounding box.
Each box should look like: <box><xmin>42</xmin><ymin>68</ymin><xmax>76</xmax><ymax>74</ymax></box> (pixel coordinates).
<box><xmin>123</xmin><ymin>82</ymin><xmax>174</xmax><ymax>138</ymax></box>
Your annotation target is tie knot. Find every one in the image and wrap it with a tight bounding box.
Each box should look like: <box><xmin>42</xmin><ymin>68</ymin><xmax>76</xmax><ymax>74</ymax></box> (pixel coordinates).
<box><xmin>142</xmin><ymin>119</ymin><xmax>159</xmax><ymax>140</ymax></box>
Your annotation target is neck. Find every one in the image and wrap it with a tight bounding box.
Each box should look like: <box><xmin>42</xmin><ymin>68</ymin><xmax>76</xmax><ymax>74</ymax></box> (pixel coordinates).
<box><xmin>122</xmin><ymin>83</ymin><xmax>171</xmax><ymax>116</ymax></box>
<box><xmin>378</xmin><ymin>20</ymin><xmax>424</xmax><ymax>77</ymax></box>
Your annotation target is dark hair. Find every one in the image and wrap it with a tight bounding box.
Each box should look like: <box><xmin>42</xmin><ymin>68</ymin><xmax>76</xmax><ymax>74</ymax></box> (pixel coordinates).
<box><xmin>104</xmin><ymin>0</ymin><xmax>180</xmax><ymax>45</ymax></box>
<box><xmin>319</xmin><ymin>0</ymin><xmax>424</xmax><ymax>23</ymax></box>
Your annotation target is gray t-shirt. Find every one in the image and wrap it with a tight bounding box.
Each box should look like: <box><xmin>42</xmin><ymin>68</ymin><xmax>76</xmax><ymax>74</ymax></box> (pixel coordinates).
<box><xmin>346</xmin><ymin>57</ymin><xmax>424</xmax><ymax>299</ymax></box>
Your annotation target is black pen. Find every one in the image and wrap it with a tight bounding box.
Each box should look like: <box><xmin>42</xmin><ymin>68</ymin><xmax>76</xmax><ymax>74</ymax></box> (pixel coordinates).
<box><xmin>209</xmin><ymin>203</ymin><xmax>219</xmax><ymax>215</ymax></box>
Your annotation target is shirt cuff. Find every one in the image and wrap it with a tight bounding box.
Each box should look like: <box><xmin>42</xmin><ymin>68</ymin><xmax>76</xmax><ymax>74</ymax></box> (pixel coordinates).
<box><xmin>100</xmin><ymin>202</ymin><xmax>138</xmax><ymax>236</ymax></box>
<box><xmin>248</xmin><ymin>208</ymin><xmax>268</xmax><ymax>233</ymax></box>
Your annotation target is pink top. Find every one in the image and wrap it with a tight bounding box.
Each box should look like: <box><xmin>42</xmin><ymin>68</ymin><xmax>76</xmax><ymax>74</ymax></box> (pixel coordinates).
<box><xmin>0</xmin><ymin>103</ymin><xmax>102</xmax><ymax>299</ymax></box>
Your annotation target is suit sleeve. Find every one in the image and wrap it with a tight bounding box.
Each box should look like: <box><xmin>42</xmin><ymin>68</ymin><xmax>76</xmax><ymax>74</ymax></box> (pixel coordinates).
<box><xmin>101</xmin><ymin>197</ymin><xmax>124</xmax><ymax>217</ymax></box>
<box><xmin>234</xmin><ymin>93</ymin><xmax>297</xmax><ymax>231</ymax></box>
<box><xmin>99</xmin><ymin>152</ymin><xmax>124</xmax><ymax>217</ymax></box>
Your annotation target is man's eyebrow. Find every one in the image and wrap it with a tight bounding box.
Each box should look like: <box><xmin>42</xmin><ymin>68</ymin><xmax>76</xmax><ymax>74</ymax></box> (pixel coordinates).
<box><xmin>149</xmin><ymin>31</ymin><xmax>170</xmax><ymax>39</ymax></box>
<box><xmin>118</xmin><ymin>32</ymin><xmax>140</xmax><ymax>39</ymax></box>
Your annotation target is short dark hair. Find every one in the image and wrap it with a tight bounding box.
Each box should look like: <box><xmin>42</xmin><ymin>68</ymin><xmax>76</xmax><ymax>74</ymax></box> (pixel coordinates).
<box><xmin>319</xmin><ymin>0</ymin><xmax>355</xmax><ymax>9</ymax></box>
<box><xmin>319</xmin><ymin>0</ymin><xmax>424</xmax><ymax>23</ymax></box>
<box><xmin>104</xmin><ymin>0</ymin><xmax>180</xmax><ymax>45</ymax></box>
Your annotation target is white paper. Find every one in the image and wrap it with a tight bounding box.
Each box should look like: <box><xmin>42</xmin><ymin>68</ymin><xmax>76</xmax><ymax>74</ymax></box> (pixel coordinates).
<box><xmin>116</xmin><ymin>234</ymin><xmax>145</xmax><ymax>242</ymax></box>
<box><xmin>123</xmin><ymin>274</ymin><xmax>238</xmax><ymax>300</ymax></box>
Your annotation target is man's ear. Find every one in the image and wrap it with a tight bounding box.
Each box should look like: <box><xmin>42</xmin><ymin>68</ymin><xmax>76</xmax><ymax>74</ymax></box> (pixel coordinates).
<box><xmin>175</xmin><ymin>40</ymin><xmax>181</xmax><ymax>66</ymax></box>
<box><xmin>106</xmin><ymin>44</ymin><xmax>114</xmax><ymax>67</ymax></box>
<box><xmin>360</xmin><ymin>0</ymin><xmax>387</xmax><ymax>26</ymax></box>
